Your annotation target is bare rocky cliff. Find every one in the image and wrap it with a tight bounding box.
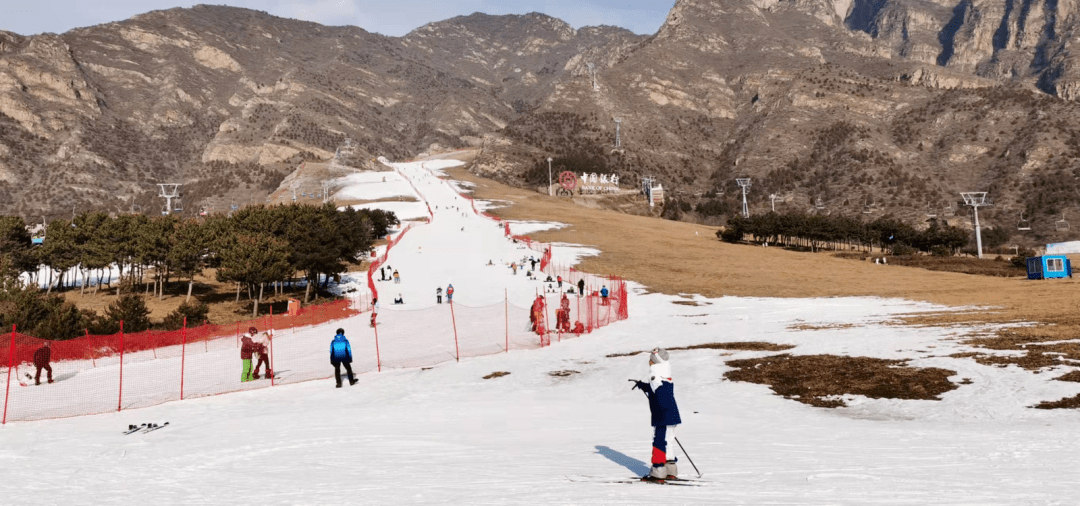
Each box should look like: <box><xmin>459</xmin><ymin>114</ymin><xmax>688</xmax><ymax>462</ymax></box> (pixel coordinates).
<box><xmin>5</xmin><ymin>1</ymin><xmax>1080</xmax><ymax>242</ymax></box>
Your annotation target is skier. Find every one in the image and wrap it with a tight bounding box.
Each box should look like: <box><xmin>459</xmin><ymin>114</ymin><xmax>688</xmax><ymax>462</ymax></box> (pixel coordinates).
<box><xmin>330</xmin><ymin>328</ymin><xmax>359</xmax><ymax>388</ymax></box>
<box><xmin>577</xmin><ymin>279</ymin><xmax>585</xmax><ymax>297</ymax></box>
<box><xmin>557</xmin><ymin>275</ymin><xmax>563</xmax><ymax>288</ymax></box>
<box><xmin>393</xmin><ymin>293</ymin><xmax>404</xmax><ymax>304</ymax></box>
<box><xmin>530</xmin><ymin>257</ymin><xmax>538</xmax><ymax>271</ymax></box>
<box><xmin>436</xmin><ymin>287</ymin><xmax>443</xmax><ymax>304</ymax></box>
<box><xmin>252</xmin><ymin>331</ymin><xmax>273</xmax><ymax>380</ymax></box>
<box><xmin>380</xmin><ymin>266</ymin><xmax>387</xmax><ymax>281</ymax></box>
<box><xmin>631</xmin><ymin>348</ymin><xmax>682</xmax><ymax>482</ymax></box>
<box><xmin>32</xmin><ymin>341</ymin><xmax>53</xmax><ymax>385</ymax></box>
<box><xmin>240</xmin><ymin>327</ymin><xmax>257</xmax><ymax>382</ymax></box>
<box><xmin>601</xmin><ymin>285</ymin><xmax>609</xmax><ymax>305</ymax></box>
<box><xmin>446</xmin><ymin>284</ymin><xmax>454</xmax><ymax>303</ymax></box>
<box><xmin>511</xmin><ymin>262</ymin><xmax>517</xmax><ymax>275</ymax></box>
<box><xmin>393</xmin><ymin>270</ymin><xmax>400</xmax><ymax>284</ymax></box>
<box><xmin>370</xmin><ymin>298</ymin><xmax>379</xmax><ymax>327</ymax></box>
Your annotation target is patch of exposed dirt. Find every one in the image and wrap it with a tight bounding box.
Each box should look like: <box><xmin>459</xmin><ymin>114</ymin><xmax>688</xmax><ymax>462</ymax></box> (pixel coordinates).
<box><xmin>951</xmin><ymin>328</ymin><xmax>1080</xmax><ymax>371</ymax></box>
<box><xmin>607</xmin><ymin>342</ymin><xmax>795</xmax><ymax>358</ymax></box>
<box><xmin>723</xmin><ymin>354</ymin><xmax>959</xmax><ymax>408</ymax></box>
<box><xmin>483</xmin><ymin>371</ymin><xmax>510</xmax><ymax>379</ymax></box>
<box><xmin>548</xmin><ymin>370</ymin><xmax>579</xmax><ymax>377</ymax></box>
<box><xmin>672</xmin><ymin>300</ymin><xmax>710</xmax><ymax>306</ymax></box>
<box><xmin>1033</xmin><ymin>395</ymin><xmax>1080</xmax><ymax>409</ymax></box>
<box><xmin>1053</xmin><ymin>371</ymin><xmax>1080</xmax><ymax>382</ymax></box>
<box><xmin>787</xmin><ymin>323</ymin><xmax>857</xmax><ymax>331</ymax></box>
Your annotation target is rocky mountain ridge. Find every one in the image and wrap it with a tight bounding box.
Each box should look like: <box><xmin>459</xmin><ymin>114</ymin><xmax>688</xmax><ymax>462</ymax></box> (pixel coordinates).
<box><xmin>3</xmin><ymin>1</ymin><xmax>1080</xmax><ymax>242</ymax></box>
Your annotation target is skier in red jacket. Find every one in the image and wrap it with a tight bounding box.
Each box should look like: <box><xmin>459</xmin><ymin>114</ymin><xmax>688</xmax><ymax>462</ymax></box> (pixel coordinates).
<box><xmin>33</xmin><ymin>342</ymin><xmax>53</xmax><ymax>385</ymax></box>
<box><xmin>240</xmin><ymin>327</ymin><xmax>257</xmax><ymax>382</ymax></box>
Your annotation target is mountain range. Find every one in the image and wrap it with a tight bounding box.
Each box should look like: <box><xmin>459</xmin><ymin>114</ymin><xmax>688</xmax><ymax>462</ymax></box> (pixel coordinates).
<box><xmin>4</xmin><ymin>0</ymin><xmax>1080</xmax><ymax>241</ymax></box>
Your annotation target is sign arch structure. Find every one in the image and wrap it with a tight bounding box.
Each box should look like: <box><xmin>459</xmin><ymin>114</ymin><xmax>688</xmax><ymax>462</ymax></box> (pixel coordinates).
<box><xmin>556</xmin><ymin>171</ymin><xmax>578</xmax><ymax>196</ymax></box>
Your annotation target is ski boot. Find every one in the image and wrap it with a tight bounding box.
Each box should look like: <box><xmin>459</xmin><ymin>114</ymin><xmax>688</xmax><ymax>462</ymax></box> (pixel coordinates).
<box><xmin>349</xmin><ymin>378</ymin><xmax>359</xmax><ymax>386</ymax></box>
<box><xmin>641</xmin><ymin>465</ymin><xmax>667</xmax><ymax>483</ymax></box>
<box><xmin>264</xmin><ymin>370</ymin><xmax>273</xmax><ymax>379</ymax></box>
<box><xmin>665</xmin><ymin>460</ymin><xmax>678</xmax><ymax>480</ymax></box>
<box><xmin>252</xmin><ymin>373</ymin><xmax>261</xmax><ymax>380</ymax></box>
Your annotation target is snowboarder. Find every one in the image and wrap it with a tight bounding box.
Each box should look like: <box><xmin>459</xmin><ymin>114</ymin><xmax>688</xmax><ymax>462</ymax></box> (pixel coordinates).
<box><xmin>393</xmin><ymin>270</ymin><xmax>400</xmax><ymax>284</ymax></box>
<box><xmin>557</xmin><ymin>275</ymin><xmax>563</xmax><ymax>288</ymax></box>
<box><xmin>33</xmin><ymin>341</ymin><xmax>53</xmax><ymax>385</ymax></box>
<box><xmin>436</xmin><ymin>287</ymin><xmax>443</xmax><ymax>304</ymax></box>
<box><xmin>393</xmin><ymin>293</ymin><xmax>404</xmax><ymax>304</ymax></box>
<box><xmin>577</xmin><ymin>279</ymin><xmax>585</xmax><ymax>297</ymax></box>
<box><xmin>240</xmin><ymin>327</ymin><xmax>257</xmax><ymax>382</ymax></box>
<box><xmin>380</xmin><ymin>266</ymin><xmax>387</xmax><ymax>281</ymax></box>
<box><xmin>252</xmin><ymin>331</ymin><xmax>273</xmax><ymax>380</ymax></box>
<box><xmin>630</xmin><ymin>348</ymin><xmax>682</xmax><ymax>482</ymax></box>
<box><xmin>330</xmin><ymin>328</ymin><xmax>359</xmax><ymax>388</ymax></box>
<box><xmin>370</xmin><ymin>298</ymin><xmax>379</xmax><ymax>327</ymax></box>
<box><xmin>446</xmin><ymin>284</ymin><xmax>454</xmax><ymax>303</ymax></box>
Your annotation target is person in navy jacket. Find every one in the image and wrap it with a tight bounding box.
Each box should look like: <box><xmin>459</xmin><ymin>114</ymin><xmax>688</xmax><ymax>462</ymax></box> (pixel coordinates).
<box><xmin>631</xmin><ymin>348</ymin><xmax>682</xmax><ymax>481</ymax></box>
<box><xmin>330</xmin><ymin>328</ymin><xmax>359</xmax><ymax>388</ymax></box>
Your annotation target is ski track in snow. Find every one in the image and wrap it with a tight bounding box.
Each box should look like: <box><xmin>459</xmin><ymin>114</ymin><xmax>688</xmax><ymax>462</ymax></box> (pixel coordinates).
<box><xmin>2</xmin><ymin>159</ymin><xmax>1079</xmax><ymax>504</ymax></box>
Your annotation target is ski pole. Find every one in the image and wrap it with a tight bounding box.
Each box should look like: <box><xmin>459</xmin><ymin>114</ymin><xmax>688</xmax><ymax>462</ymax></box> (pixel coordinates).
<box><xmin>674</xmin><ymin>437</ymin><xmax>702</xmax><ymax>478</ymax></box>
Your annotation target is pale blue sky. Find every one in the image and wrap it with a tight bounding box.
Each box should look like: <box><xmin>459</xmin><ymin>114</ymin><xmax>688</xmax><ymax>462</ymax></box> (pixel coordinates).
<box><xmin>0</xmin><ymin>0</ymin><xmax>675</xmax><ymax>37</ymax></box>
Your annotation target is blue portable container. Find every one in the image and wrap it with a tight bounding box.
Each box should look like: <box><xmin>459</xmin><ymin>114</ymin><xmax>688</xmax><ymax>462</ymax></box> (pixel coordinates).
<box><xmin>1026</xmin><ymin>255</ymin><xmax>1072</xmax><ymax>279</ymax></box>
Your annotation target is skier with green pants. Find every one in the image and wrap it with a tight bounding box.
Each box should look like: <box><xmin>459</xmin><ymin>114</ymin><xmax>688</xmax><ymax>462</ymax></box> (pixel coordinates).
<box><xmin>240</xmin><ymin>327</ymin><xmax>257</xmax><ymax>382</ymax></box>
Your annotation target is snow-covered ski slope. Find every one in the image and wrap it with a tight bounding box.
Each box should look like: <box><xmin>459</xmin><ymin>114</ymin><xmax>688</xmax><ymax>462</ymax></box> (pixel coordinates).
<box><xmin>2</xmin><ymin>159</ymin><xmax>1079</xmax><ymax>504</ymax></box>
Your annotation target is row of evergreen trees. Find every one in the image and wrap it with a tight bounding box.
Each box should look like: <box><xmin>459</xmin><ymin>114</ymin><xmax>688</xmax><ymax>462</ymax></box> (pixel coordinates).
<box><xmin>718</xmin><ymin>212</ymin><xmax>1000</xmax><ymax>256</ymax></box>
<box><xmin>0</xmin><ymin>204</ymin><xmax>397</xmax><ymax>339</ymax></box>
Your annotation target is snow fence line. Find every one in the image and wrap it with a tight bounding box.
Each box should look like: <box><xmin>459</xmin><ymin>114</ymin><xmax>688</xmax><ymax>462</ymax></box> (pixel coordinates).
<box><xmin>1</xmin><ymin>165</ymin><xmax>627</xmax><ymax>424</ymax></box>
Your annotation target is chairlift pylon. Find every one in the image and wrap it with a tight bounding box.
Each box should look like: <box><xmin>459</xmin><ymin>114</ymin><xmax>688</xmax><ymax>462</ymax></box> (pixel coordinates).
<box><xmin>1017</xmin><ymin>211</ymin><xmax>1031</xmax><ymax>231</ymax></box>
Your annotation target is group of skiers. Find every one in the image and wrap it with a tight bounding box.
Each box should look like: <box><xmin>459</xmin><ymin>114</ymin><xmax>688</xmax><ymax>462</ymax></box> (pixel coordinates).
<box><xmin>239</xmin><ymin>327</ymin><xmax>273</xmax><ymax>382</ymax></box>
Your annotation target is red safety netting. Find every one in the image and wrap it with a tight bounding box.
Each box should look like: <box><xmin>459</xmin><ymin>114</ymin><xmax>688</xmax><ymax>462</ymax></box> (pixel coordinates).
<box><xmin>0</xmin><ymin>164</ymin><xmax>629</xmax><ymax>424</ymax></box>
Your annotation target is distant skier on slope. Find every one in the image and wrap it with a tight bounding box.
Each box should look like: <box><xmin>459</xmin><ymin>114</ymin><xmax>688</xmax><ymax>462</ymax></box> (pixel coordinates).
<box><xmin>33</xmin><ymin>341</ymin><xmax>53</xmax><ymax>385</ymax></box>
<box><xmin>577</xmin><ymin>279</ymin><xmax>585</xmax><ymax>297</ymax></box>
<box><xmin>252</xmin><ymin>331</ymin><xmax>273</xmax><ymax>380</ymax></box>
<box><xmin>446</xmin><ymin>284</ymin><xmax>454</xmax><ymax>303</ymax></box>
<box><xmin>240</xmin><ymin>328</ymin><xmax>257</xmax><ymax>382</ymax></box>
<box><xmin>330</xmin><ymin>328</ymin><xmax>359</xmax><ymax>388</ymax></box>
<box><xmin>436</xmin><ymin>287</ymin><xmax>443</xmax><ymax>304</ymax></box>
<box><xmin>630</xmin><ymin>348</ymin><xmax>682</xmax><ymax>482</ymax></box>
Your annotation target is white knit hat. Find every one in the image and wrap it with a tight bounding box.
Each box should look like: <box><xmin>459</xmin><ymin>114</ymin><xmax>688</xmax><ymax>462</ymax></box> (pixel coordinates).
<box><xmin>649</xmin><ymin>348</ymin><xmax>669</xmax><ymax>364</ymax></box>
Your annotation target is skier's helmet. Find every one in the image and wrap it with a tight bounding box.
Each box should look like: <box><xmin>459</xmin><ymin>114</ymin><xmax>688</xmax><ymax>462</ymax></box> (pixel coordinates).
<box><xmin>649</xmin><ymin>348</ymin><xmax>669</xmax><ymax>365</ymax></box>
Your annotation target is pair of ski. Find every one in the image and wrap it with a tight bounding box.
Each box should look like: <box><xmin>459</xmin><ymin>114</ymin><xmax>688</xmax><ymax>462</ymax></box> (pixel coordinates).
<box><xmin>123</xmin><ymin>422</ymin><xmax>168</xmax><ymax>435</ymax></box>
<box><xmin>568</xmin><ymin>475</ymin><xmax>704</xmax><ymax>486</ymax></box>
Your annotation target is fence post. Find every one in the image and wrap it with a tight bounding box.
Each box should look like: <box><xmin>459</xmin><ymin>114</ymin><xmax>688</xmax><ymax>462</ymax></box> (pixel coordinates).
<box><xmin>504</xmin><ymin>289</ymin><xmax>508</xmax><ymax>353</ymax></box>
<box><xmin>117</xmin><ymin>320</ymin><xmax>124</xmax><ymax>412</ymax></box>
<box><xmin>3</xmin><ymin>325</ymin><xmax>15</xmax><ymax>425</ymax></box>
<box><xmin>180</xmin><ymin>317</ymin><xmax>187</xmax><ymax>401</ymax></box>
<box><xmin>235</xmin><ymin>321</ymin><xmax>240</xmax><ymax>348</ymax></box>
<box><xmin>450</xmin><ymin>299</ymin><xmax>460</xmax><ymax>362</ymax></box>
<box><xmin>269</xmin><ymin>307</ymin><xmax>275</xmax><ymax>387</ymax></box>
<box><xmin>544</xmin><ymin>293</ymin><xmax>552</xmax><ymax>346</ymax></box>
<box><xmin>373</xmin><ymin>318</ymin><xmax>382</xmax><ymax>373</ymax></box>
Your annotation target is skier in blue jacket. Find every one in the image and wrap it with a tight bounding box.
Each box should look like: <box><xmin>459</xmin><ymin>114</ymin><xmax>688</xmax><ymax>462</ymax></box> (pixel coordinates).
<box><xmin>631</xmin><ymin>348</ymin><xmax>682</xmax><ymax>481</ymax></box>
<box><xmin>330</xmin><ymin>328</ymin><xmax>359</xmax><ymax>388</ymax></box>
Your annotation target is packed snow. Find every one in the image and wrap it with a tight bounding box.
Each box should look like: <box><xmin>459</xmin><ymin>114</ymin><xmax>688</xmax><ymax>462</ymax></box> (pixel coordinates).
<box><xmin>3</xmin><ymin>159</ymin><xmax>1078</xmax><ymax>504</ymax></box>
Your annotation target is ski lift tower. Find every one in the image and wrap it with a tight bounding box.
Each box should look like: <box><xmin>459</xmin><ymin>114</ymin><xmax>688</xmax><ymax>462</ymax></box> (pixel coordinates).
<box><xmin>322</xmin><ymin>181</ymin><xmax>332</xmax><ymax>203</ymax></box>
<box><xmin>960</xmin><ymin>192</ymin><xmax>988</xmax><ymax>258</ymax></box>
<box><xmin>614</xmin><ymin>118</ymin><xmax>622</xmax><ymax>149</ymax></box>
<box><xmin>736</xmin><ymin>178</ymin><xmax>752</xmax><ymax>218</ymax></box>
<box><xmin>157</xmin><ymin>183</ymin><xmax>181</xmax><ymax>216</ymax></box>
<box><xmin>769</xmin><ymin>193</ymin><xmax>778</xmax><ymax>212</ymax></box>
<box><xmin>642</xmin><ymin>176</ymin><xmax>655</xmax><ymax>207</ymax></box>
<box><xmin>587</xmin><ymin>62</ymin><xmax>597</xmax><ymax>90</ymax></box>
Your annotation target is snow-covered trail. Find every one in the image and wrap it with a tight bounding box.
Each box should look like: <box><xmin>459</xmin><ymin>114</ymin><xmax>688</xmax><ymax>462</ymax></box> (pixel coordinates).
<box><xmin>2</xmin><ymin>159</ymin><xmax>1079</xmax><ymax>504</ymax></box>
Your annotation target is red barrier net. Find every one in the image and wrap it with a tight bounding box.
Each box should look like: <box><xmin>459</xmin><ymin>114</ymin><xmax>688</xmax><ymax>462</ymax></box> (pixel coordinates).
<box><xmin>1</xmin><ymin>165</ymin><xmax>629</xmax><ymax>424</ymax></box>
<box><xmin>1</xmin><ymin>279</ymin><xmax>625</xmax><ymax>423</ymax></box>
